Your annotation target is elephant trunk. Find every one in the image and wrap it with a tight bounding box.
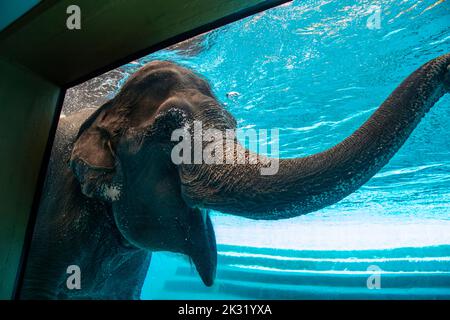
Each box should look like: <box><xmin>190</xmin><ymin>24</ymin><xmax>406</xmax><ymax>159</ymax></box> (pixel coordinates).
<box><xmin>179</xmin><ymin>53</ymin><xmax>450</xmax><ymax>219</ymax></box>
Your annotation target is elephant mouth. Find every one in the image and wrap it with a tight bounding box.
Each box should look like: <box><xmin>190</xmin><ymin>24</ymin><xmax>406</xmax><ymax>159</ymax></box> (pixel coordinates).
<box><xmin>162</xmin><ymin>210</ymin><xmax>218</xmax><ymax>287</ymax></box>
<box><xmin>111</xmin><ymin>190</ymin><xmax>218</xmax><ymax>287</ymax></box>
<box><xmin>162</xmin><ymin>211</ymin><xmax>219</xmax><ymax>286</ymax></box>
<box><xmin>184</xmin><ymin>210</ymin><xmax>217</xmax><ymax>287</ymax></box>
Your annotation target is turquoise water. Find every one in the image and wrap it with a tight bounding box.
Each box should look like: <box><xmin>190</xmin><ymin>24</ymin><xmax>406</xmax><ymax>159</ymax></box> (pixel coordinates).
<box><xmin>111</xmin><ymin>0</ymin><xmax>450</xmax><ymax>299</ymax></box>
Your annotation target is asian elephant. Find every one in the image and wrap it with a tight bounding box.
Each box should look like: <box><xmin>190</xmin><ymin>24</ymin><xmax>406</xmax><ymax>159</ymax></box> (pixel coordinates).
<box><xmin>21</xmin><ymin>53</ymin><xmax>450</xmax><ymax>299</ymax></box>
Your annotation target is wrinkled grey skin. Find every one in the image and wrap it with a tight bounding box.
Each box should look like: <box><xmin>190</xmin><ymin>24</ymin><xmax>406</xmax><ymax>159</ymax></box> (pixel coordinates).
<box><xmin>22</xmin><ymin>54</ymin><xmax>449</xmax><ymax>299</ymax></box>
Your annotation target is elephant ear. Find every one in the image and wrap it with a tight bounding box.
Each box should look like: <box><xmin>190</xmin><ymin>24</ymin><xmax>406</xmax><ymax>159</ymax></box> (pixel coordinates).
<box><xmin>187</xmin><ymin>209</ymin><xmax>217</xmax><ymax>287</ymax></box>
<box><xmin>70</xmin><ymin>101</ymin><xmax>120</xmax><ymax>201</ymax></box>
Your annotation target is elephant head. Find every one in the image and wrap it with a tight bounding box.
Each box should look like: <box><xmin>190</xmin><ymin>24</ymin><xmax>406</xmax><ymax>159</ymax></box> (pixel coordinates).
<box><xmin>69</xmin><ymin>54</ymin><xmax>450</xmax><ymax>286</ymax></box>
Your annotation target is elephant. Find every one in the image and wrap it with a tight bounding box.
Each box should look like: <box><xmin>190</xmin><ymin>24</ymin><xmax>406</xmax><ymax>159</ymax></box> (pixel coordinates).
<box><xmin>21</xmin><ymin>53</ymin><xmax>450</xmax><ymax>299</ymax></box>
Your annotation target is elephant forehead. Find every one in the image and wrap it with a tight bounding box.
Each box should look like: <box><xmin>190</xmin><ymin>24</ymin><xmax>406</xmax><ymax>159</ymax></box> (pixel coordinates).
<box><xmin>140</xmin><ymin>60</ymin><xmax>179</xmax><ymax>71</ymax></box>
<box><xmin>138</xmin><ymin>60</ymin><xmax>198</xmax><ymax>80</ymax></box>
<box><xmin>125</xmin><ymin>66</ymin><xmax>186</xmax><ymax>91</ymax></box>
<box><xmin>122</xmin><ymin>62</ymin><xmax>212</xmax><ymax>98</ymax></box>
